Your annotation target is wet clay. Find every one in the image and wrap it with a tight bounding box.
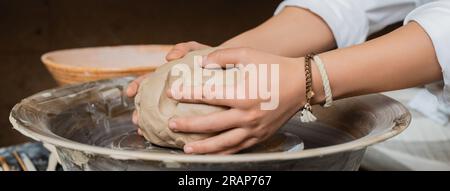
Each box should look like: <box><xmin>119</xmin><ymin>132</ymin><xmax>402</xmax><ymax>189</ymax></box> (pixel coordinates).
<box><xmin>135</xmin><ymin>48</ymin><xmax>227</xmax><ymax>149</ymax></box>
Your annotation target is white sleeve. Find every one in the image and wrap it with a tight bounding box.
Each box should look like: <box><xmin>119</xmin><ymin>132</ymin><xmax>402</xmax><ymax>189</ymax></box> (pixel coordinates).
<box><xmin>404</xmin><ymin>1</ymin><xmax>450</xmax><ymax>106</ymax></box>
<box><xmin>275</xmin><ymin>0</ymin><xmax>430</xmax><ymax>48</ymax></box>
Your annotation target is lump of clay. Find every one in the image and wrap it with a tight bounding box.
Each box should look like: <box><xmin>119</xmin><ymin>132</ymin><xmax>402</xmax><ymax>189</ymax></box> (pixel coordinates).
<box><xmin>135</xmin><ymin>48</ymin><xmax>226</xmax><ymax>149</ymax></box>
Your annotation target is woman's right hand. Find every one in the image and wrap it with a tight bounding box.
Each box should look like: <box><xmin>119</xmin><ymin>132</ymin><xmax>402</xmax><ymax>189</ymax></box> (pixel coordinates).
<box><xmin>165</xmin><ymin>41</ymin><xmax>210</xmax><ymax>61</ymax></box>
<box><xmin>126</xmin><ymin>41</ymin><xmax>210</xmax><ymax>135</ymax></box>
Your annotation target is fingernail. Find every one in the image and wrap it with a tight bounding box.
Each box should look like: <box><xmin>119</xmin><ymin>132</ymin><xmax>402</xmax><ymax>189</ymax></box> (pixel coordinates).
<box><xmin>168</xmin><ymin>89</ymin><xmax>182</xmax><ymax>100</ymax></box>
<box><xmin>168</xmin><ymin>120</ymin><xmax>177</xmax><ymax>130</ymax></box>
<box><xmin>166</xmin><ymin>89</ymin><xmax>173</xmax><ymax>97</ymax></box>
<box><xmin>167</xmin><ymin>53</ymin><xmax>175</xmax><ymax>59</ymax></box>
<box><xmin>132</xmin><ymin>115</ymin><xmax>138</xmax><ymax>124</ymax></box>
<box><xmin>126</xmin><ymin>87</ymin><xmax>133</xmax><ymax>96</ymax></box>
<box><xmin>201</xmin><ymin>55</ymin><xmax>209</xmax><ymax>66</ymax></box>
<box><xmin>184</xmin><ymin>146</ymin><xmax>193</xmax><ymax>154</ymax></box>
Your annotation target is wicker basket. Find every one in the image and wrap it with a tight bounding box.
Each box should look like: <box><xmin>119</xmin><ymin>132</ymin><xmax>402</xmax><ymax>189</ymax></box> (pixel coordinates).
<box><xmin>41</xmin><ymin>44</ymin><xmax>173</xmax><ymax>85</ymax></box>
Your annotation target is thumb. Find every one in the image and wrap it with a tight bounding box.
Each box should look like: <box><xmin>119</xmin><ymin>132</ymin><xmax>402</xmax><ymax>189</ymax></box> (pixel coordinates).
<box><xmin>204</xmin><ymin>48</ymin><xmax>251</xmax><ymax>68</ymax></box>
<box><xmin>166</xmin><ymin>41</ymin><xmax>209</xmax><ymax>61</ymax></box>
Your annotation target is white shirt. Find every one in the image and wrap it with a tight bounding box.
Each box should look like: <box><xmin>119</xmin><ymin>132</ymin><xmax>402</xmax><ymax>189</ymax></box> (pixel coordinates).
<box><xmin>275</xmin><ymin>0</ymin><xmax>450</xmax><ymax>107</ymax></box>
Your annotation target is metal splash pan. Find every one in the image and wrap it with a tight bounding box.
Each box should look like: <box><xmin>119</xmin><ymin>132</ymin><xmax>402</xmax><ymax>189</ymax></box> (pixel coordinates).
<box><xmin>9</xmin><ymin>77</ymin><xmax>410</xmax><ymax>170</ymax></box>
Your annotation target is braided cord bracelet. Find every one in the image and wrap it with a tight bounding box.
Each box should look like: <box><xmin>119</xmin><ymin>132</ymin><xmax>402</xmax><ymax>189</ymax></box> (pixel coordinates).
<box><xmin>313</xmin><ymin>55</ymin><xmax>333</xmax><ymax>107</ymax></box>
<box><xmin>300</xmin><ymin>54</ymin><xmax>334</xmax><ymax>123</ymax></box>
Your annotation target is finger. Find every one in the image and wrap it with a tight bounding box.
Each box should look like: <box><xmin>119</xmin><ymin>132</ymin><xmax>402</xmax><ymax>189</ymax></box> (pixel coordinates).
<box><xmin>126</xmin><ymin>74</ymin><xmax>149</xmax><ymax>97</ymax></box>
<box><xmin>183</xmin><ymin>127</ymin><xmax>250</xmax><ymax>154</ymax></box>
<box><xmin>204</xmin><ymin>47</ymin><xmax>252</xmax><ymax>68</ymax></box>
<box><xmin>218</xmin><ymin>113</ymin><xmax>293</xmax><ymax>154</ymax></box>
<box><xmin>132</xmin><ymin>110</ymin><xmax>139</xmax><ymax>125</ymax></box>
<box><xmin>169</xmin><ymin>109</ymin><xmax>244</xmax><ymax>133</ymax></box>
<box><xmin>166</xmin><ymin>41</ymin><xmax>208</xmax><ymax>61</ymax></box>
<box><xmin>137</xmin><ymin>128</ymin><xmax>143</xmax><ymax>136</ymax></box>
<box><xmin>213</xmin><ymin>138</ymin><xmax>259</xmax><ymax>155</ymax></box>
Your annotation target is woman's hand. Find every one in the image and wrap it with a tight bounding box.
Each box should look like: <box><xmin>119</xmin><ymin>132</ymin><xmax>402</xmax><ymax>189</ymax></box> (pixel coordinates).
<box><xmin>166</xmin><ymin>48</ymin><xmax>309</xmax><ymax>154</ymax></box>
<box><xmin>127</xmin><ymin>41</ymin><xmax>210</xmax><ymax>99</ymax></box>
<box><xmin>165</xmin><ymin>41</ymin><xmax>210</xmax><ymax>61</ymax></box>
<box><xmin>126</xmin><ymin>41</ymin><xmax>211</xmax><ymax>135</ymax></box>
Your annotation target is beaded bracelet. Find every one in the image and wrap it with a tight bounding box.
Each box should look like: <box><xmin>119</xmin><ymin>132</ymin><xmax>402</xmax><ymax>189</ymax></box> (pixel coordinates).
<box><xmin>300</xmin><ymin>54</ymin><xmax>317</xmax><ymax>123</ymax></box>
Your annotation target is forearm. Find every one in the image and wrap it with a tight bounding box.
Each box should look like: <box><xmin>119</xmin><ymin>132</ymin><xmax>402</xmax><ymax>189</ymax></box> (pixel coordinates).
<box><xmin>311</xmin><ymin>22</ymin><xmax>442</xmax><ymax>104</ymax></box>
<box><xmin>221</xmin><ymin>7</ymin><xmax>336</xmax><ymax>57</ymax></box>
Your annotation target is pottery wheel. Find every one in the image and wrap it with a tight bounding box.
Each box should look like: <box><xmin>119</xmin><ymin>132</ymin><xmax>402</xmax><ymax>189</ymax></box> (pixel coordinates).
<box><xmin>106</xmin><ymin>130</ymin><xmax>304</xmax><ymax>154</ymax></box>
<box><xmin>9</xmin><ymin>77</ymin><xmax>411</xmax><ymax>170</ymax></box>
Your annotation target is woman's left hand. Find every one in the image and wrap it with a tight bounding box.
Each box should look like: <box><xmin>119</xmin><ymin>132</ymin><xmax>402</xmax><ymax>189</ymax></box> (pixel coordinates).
<box><xmin>167</xmin><ymin>47</ymin><xmax>308</xmax><ymax>154</ymax></box>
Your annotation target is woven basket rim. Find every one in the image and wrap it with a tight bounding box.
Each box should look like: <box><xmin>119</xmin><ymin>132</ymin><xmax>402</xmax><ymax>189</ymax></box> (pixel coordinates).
<box><xmin>41</xmin><ymin>44</ymin><xmax>172</xmax><ymax>73</ymax></box>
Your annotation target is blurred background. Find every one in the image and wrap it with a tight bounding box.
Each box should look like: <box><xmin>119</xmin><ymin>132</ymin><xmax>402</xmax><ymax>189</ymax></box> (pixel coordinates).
<box><xmin>0</xmin><ymin>0</ymin><xmax>283</xmax><ymax>146</ymax></box>
<box><xmin>5</xmin><ymin>0</ymin><xmax>439</xmax><ymax>171</ymax></box>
